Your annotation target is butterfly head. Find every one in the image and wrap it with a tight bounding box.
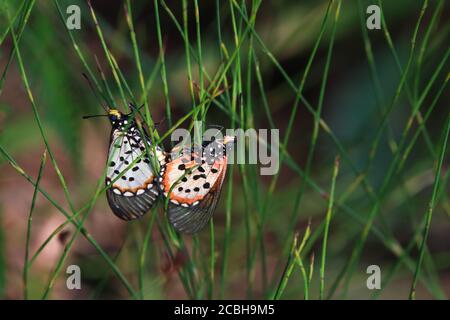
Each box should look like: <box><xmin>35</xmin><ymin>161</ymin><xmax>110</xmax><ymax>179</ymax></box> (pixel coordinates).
<box><xmin>221</xmin><ymin>135</ymin><xmax>236</xmax><ymax>157</ymax></box>
<box><xmin>223</xmin><ymin>135</ymin><xmax>236</xmax><ymax>146</ymax></box>
<box><xmin>107</xmin><ymin>109</ymin><xmax>136</xmax><ymax>132</ymax></box>
<box><xmin>199</xmin><ymin>135</ymin><xmax>236</xmax><ymax>163</ymax></box>
<box><xmin>108</xmin><ymin>109</ymin><xmax>123</xmax><ymax>123</ymax></box>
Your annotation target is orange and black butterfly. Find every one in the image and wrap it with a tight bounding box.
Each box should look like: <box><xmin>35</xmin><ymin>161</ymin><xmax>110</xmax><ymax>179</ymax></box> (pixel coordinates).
<box><xmin>159</xmin><ymin>135</ymin><xmax>235</xmax><ymax>233</ymax></box>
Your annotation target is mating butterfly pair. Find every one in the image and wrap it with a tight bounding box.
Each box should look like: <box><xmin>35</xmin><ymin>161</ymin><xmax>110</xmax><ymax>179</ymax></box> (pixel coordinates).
<box><xmin>102</xmin><ymin>105</ymin><xmax>233</xmax><ymax>234</ymax></box>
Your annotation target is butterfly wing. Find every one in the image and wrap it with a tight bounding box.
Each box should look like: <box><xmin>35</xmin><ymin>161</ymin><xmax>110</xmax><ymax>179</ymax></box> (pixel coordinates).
<box><xmin>106</xmin><ymin>127</ymin><xmax>164</xmax><ymax>220</ymax></box>
<box><xmin>160</xmin><ymin>151</ymin><xmax>227</xmax><ymax>233</ymax></box>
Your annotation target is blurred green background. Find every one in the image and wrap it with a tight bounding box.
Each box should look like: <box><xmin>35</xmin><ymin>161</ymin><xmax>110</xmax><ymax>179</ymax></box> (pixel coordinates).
<box><xmin>0</xmin><ymin>0</ymin><xmax>449</xmax><ymax>299</ymax></box>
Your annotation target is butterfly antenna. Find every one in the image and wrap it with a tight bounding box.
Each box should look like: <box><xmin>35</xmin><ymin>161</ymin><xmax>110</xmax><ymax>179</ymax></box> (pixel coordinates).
<box><xmin>82</xmin><ymin>73</ymin><xmax>109</xmax><ymax>112</ymax></box>
<box><xmin>94</xmin><ymin>55</ymin><xmax>115</xmax><ymax>111</ymax></box>
<box><xmin>82</xmin><ymin>114</ymin><xmax>109</xmax><ymax>119</ymax></box>
<box><xmin>154</xmin><ymin>116</ymin><xmax>166</xmax><ymax>129</ymax></box>
<box><xmin>129</xmin><ymin>102</ymin><xmax>148</xmax><ymax>121</ymax></box>
<box><xmin>128</xmin><ymin>102</ymin><xmax>144</xmax><ymax>112</ymax></box>
<box><xmin>207</xmin><ymin>124</ymin><xmax>224</xmax><ymax>131</ymax></box>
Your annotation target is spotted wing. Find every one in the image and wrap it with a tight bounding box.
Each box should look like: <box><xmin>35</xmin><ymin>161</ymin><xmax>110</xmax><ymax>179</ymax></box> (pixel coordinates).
<box><xmin>106</xmin><ymin>128</ymin><xmax>164</xmax><ymax>220</ymax></box>
<box><xmin>160</xmin><ymin>152</ymin><xmax>228</xmax><ymax>233</ymax></box>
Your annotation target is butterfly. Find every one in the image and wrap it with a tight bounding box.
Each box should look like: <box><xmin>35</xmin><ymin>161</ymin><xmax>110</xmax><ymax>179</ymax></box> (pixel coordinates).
<box><xmin>88</xmin><ymin>104</ymin><xmax>165</xmax><ymax>220</ymax></box>
<box><xmin>159</xmin><ymin>135</ymin><xmax>235</xmax><ymax>233</ymax></box>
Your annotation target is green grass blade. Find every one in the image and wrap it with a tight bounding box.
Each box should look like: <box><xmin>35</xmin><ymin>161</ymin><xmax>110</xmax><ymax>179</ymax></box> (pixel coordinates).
<box><xmin>319</xmin><ymin>156</ymin><xmax>340</xmax><ymax>299</ymax></box>
<box><xmin>23</xmin><ymin>149</ymin><xmax>47</xmax><ymax>299</ymax></box>
<box><xmin>409</xmin><ymin>113</ymin><xmax>450</xmax><ymax>299</ymax></box>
